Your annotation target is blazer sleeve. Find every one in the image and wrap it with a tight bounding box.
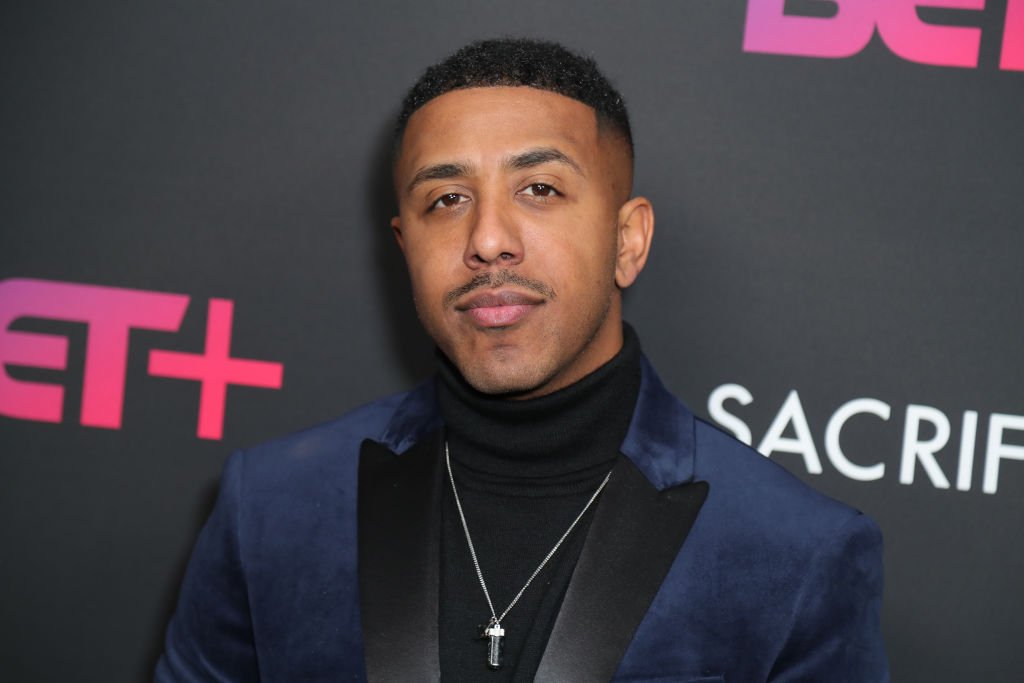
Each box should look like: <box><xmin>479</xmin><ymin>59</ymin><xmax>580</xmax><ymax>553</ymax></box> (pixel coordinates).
<box><xmin>768</xmin><ymin>512</ymin><xmax>889</xmax><ymax>682</ymax></box>
<box><xmin>155</xmin><ymin>451</ymin><xmax>260</xmax><ymax>682</ymax></box>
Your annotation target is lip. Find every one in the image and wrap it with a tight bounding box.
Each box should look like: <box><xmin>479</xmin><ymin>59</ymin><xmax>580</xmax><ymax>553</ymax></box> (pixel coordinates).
<box><xmin>455</xmin><ymin>289</ymin><xmax>545</xmax><ymax>327</ymax></box>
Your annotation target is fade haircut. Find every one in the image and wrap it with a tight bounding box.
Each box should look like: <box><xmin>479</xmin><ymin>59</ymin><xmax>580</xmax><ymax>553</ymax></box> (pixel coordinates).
<box><xmin>394</xmin><ymin>38</ymin><xmax>633</xmax><ymax>159</ymax></box>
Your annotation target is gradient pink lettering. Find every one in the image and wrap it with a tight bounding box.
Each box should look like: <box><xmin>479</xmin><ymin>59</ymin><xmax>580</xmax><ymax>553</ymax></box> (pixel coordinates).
<box><xmin>876</xmin><ymin>0</ymin><xmax>985</xmax><ymax>68</ymax></box>
<box><xmin>148</xmin><ymin>299</ymin><xmax>283</xmax><ymax>440</ymax></box>
<box><xmin>0</xmin><ymin>278</ymin><xmax>188</xmax><ymax>427</ymax></box>
<box><xmin>1002</xmin><ymin>0</ymin><xmax>1024</xmax><ymax>70</ymax></box>
<box><xmin>743</xmin><ymin>0</ymin><xmax>875</xmax><ymax>58</ymax></box>
<box><xmin>743</xmin><ymin>0</ymin><xmax>1002</xmax><ymax>69</ymax></box>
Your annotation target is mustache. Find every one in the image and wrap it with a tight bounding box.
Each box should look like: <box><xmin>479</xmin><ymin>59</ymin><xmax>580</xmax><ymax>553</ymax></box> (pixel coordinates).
<box><xmin>443</xmin><ymin>270</ymin><xmax>557</xmax><ymax>308</ymax></box>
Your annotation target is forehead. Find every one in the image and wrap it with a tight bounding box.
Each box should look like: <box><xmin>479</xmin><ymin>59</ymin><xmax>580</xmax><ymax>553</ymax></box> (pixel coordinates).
<box><xmin>396</xmin><ymin>86</ymin><xmax>602</xmax><ymax>176</ymax></box>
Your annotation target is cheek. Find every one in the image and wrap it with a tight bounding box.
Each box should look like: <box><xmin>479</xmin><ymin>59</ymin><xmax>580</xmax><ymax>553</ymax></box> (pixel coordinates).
<box><xmin>405</xmin><ymin>251</ymin><xmax>458</xmax><ymax>313</ymax></box>
<box><xmin>407</xmin><ymin>262</ymin><xmax>442</xmax><ymax>305</ymax></box>
<box><xmin>402</xmin><ymin>233</ymin><xmax>447</xmax><ymax>288</ymax></box>
<box><xmin>553</xmin><ymin>220</ymin><xmax>619</xmax><ymax>284</ymax></box>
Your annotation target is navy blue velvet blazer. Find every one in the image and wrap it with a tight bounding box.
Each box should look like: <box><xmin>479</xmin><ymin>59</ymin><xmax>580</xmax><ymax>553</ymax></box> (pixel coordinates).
<box><xmin>156</xmin><ymin>357</ymin><xmax>888</xmax><ymax>681</ymax></box>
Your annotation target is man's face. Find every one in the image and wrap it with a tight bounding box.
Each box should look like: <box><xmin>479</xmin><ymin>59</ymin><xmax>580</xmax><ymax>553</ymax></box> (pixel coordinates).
<box><xmin>392</xmin><ymin>86</ymin><xmax>649</xmax><ymax>398</ymax></box>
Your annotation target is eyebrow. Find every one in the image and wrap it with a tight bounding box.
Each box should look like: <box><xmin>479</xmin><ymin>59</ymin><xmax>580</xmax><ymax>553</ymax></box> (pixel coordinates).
<box><xmin>406</xmin><ymin>161</ymin><xmax>474</xmax><ymax>194</ymax></box>
<box><xmin>504</xmin><ymin>147</ymin><xmax>583</xmax><ymax>176</ymax></box>
<box><xmin>405</xmin><ymin>147</ymin><xmax>584</xmax><ymax>195</ymax></box>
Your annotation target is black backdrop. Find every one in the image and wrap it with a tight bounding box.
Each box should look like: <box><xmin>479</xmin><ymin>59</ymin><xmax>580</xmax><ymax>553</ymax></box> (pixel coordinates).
<box><xmin>2</xmin><ymin>1</ymin><xmax>1022</xmax><ymax>681</ymax></box>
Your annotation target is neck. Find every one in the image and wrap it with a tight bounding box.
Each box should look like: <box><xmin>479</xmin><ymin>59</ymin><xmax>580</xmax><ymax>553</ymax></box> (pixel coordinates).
<box><xmin>436</xmin><ymin>323</ymin><xmax>642</xmax><ymax>480</ymax></box>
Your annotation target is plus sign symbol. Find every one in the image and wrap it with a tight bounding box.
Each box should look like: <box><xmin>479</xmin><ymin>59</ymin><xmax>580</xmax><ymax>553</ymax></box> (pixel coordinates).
<box><xmin>0</xmin><ymin>278</ymin><xmax>284</xmax><ymax>440</ymax></box>
<box><xmin>149</xmin><ymin>298</ymin><xmax>283</xmax><ymax>440</ymax></box>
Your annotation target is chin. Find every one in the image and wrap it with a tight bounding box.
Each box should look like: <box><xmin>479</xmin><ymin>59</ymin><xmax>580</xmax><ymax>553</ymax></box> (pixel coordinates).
<box><xmin>460</xmin><ymin>361</ymin><xmax>553</xmax><ymax>397</ymax></box>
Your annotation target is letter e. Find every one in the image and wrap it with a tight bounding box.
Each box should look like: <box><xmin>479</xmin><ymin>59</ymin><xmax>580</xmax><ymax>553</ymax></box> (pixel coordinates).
<box><xmin>0</xmin><ymin>279</ymin><xmax>70</xmax><ymax>422</ymax></box>
<box><xmin>876</xmin><ymin>0</ymin><xmax>985</xmax><ymax>68</ymax></box>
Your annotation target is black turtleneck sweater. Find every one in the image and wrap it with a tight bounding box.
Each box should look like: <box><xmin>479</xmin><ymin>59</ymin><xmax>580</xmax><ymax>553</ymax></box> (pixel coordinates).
<box><xmin>437</xmin><ymin>325</ymin><xmax>642</xmax><ymax>681</ymax></box>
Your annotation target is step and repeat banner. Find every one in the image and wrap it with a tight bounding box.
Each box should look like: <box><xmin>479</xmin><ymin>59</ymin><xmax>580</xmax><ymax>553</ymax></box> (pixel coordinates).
<box><xmin>2</xmin><ymin>2</ymin><xmax>1021</xmax><ymax>680</ymax></box>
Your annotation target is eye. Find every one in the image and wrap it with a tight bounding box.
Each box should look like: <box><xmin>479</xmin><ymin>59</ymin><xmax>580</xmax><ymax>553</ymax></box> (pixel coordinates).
<box><xmin>520</xmin><ymin>183</ymin><xmax>560</xmax><ymax>198</ymax></box>
<box><xmin>429</xmin><ymin>192</ymin><xmax>469</xmax><ymax>211</ymax></box>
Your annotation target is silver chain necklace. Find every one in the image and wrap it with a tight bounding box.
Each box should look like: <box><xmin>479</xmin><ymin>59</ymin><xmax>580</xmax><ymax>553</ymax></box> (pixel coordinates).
<box><xmin>444</xmin><ymin>442</ymin><xmax>612</xmax><ymax>671</ymax></box>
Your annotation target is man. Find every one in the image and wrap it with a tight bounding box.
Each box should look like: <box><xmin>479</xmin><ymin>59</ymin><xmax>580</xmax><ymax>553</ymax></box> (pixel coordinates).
<box><xmin>157</xmin><ymin>39</ymin><xmax>887</xmax><ymax>681</ymax></box>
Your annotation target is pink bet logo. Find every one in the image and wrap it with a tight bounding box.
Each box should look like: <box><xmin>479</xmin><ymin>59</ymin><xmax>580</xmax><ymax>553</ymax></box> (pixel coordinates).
<box><xmin>0</xmin><ymin>278</ymin><xmax>283</xmax><ymax>440</ymax></box>
<box><xmin>743</xmin><ymin>0</ymin><xmax>1024</xmax><ymax>71</ymax></box>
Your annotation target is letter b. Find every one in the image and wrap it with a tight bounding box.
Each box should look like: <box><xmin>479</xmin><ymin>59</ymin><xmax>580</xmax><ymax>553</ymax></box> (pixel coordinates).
<box><xmin>743</xmin><ymin>0</ymin><xmax>876</xmax><ymax>59</ymax></box>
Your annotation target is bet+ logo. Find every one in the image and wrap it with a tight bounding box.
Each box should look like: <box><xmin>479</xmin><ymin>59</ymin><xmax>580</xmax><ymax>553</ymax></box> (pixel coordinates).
<box><xmin>744</xmin><ymin>0</ymin><xmax>1024</xmax><ymax>70</ymax></box>
<box><xmin>0</xmin><ymin>278</ymin><xmax>283</xmax><ymax>440</ymax></box>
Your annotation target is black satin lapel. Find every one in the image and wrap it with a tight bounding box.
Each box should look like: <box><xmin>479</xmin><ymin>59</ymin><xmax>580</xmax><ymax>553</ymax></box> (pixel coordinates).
<box><xmin>535</xmin><ymin>456</ymin><xmax>709</xmax><ymax>683</ymax></box>
<box><xmin>358</xmin><ymin>432</ymin><xmax>443</xmax><ymax>682</ymax></box>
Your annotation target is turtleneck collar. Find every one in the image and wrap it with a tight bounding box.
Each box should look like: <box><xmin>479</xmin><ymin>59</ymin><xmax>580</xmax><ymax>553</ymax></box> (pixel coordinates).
<box><xmin>436</xmin><ymin>324</ymin><xmax>642</xmax><ymax>481</ymax></box>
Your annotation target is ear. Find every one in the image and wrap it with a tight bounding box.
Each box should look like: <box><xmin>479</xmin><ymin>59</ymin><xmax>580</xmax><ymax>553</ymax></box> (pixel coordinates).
<box><xmin>614</xmin><ymin>196</ymin><xmax>654</xmax><ymax>289</ymax></box>
<box><xmin>390</xmin><ymin>215</ymin><xmax>405</xmax><ymax>252</ymax></box>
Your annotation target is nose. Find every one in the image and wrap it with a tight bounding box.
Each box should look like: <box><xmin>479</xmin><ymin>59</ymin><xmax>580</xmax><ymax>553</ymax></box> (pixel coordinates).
<box><xmin>463</xmin><ymin>197</ymin><xmax>524</xmax><ymax>269</ymax></box>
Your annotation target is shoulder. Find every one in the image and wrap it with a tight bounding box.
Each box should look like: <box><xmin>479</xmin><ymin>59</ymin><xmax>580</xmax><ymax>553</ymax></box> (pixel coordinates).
<box><xmin>225</xmin><ymin>389</ymin><xmax>414</xmax><ymax>496</ymax></box>
<box><xmin>655</xmin><ymin>419</ymin><xmax>886</xmax><ymax>678</ymax></box>
<box><xmin>255</xmin><ymin>390</ymin><xmax>407</xmax><ymax>455</ymax></box>
<box><xmin>687</xmin><ymin>422</ymin><xmax>888</xmax><ymax>678</ymax></box>
<box><xmin>209</xmin><ymin>389</ymin><xmax>421</xmax><ymax>569</ymax></box>
<box><xmin>684</xmin><ymin>417</ymin><xmax>885</xmax><ymax>625</ymax></box>
<box><xmin>692</xmin><ymin>416</ymin><xmax>868</xmax><ymax>540</ymax></box>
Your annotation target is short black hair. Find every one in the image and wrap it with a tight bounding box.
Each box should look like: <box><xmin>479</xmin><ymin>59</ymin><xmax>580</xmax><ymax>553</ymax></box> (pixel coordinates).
<box><xmin>395</xmin><ymin>38</ymin><xmax>632</xmax><ymax>157</ymax></box>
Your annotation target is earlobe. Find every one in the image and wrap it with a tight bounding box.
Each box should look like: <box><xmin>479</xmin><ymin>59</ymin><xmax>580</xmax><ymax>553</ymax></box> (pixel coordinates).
<box><xmin>391</xmin><ymin>216</ymin><xmax>405</xmax><ymax>252</ymax></box>
<box><xmin>614</xmin><ymin>197</ymin><xmax>654</xmax><ymax>289</ymax></box>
